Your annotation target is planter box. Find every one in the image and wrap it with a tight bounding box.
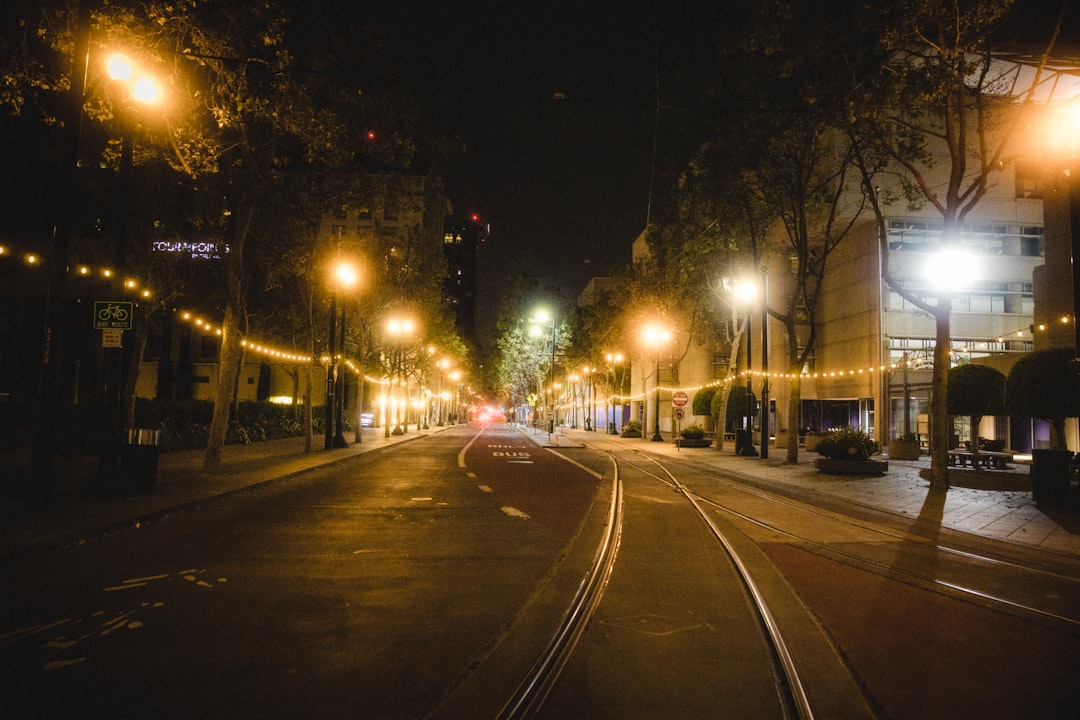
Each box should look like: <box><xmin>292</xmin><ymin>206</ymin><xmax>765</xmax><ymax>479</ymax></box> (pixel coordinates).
<box><xmin>620</xmin><ymin>429</ymin><xmax>642</xmax><ymax>438</ymax></box>
<box><xmin>815</xmin><ymin>458</ymin><xmax>889</xmax><ymax>476</ymax></box>
<box><xmin>888</xmin><ymin>439</ymin><xmax>921</xmax><ymax>461</ymax></box>
<box><xmin>677</xmin><ymin>438</ymin><xmax>711</xmax><ymax>448</ymax></box>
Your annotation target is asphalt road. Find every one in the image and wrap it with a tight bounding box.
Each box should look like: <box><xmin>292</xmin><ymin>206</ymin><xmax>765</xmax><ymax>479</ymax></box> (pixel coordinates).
<box><xmin>4</xmin><ymin>422</ymin><xmax>1077</xmax><ymax>719</ymax></box>
<box><xmin>0</xmin><ymin>423</ymin><xmax>600</xmax><ymax>719</ymax></box>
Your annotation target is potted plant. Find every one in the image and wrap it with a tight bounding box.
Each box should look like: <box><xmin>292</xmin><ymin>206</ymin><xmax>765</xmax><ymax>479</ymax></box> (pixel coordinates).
<box><xmin>620</xmin><ymin>420</ymin><xmax>643</xmax><ymax>438</ymax></box>
<box><xmin>888</xmin><ymin>434</ymin><xmax>921</xmax><ymax>461</ymax></box>
<box><xmin>678</xmin><ymin>423</ymin><xmax>711</xmax><ymax>448</ymax></box>
<box><xmin>803</xmin><ymin>427</ymin><xmax>825</xmax><ymax>452</ymax></box>
<box><xmin>814</xmin><ymin>428</ymin><xmax>888</xmax><ymax>475</ymax></box>
<box><xmin>1005</xmin><ymin>348</ymin><xmax>1080</xmax><ymax>507</ymax></box>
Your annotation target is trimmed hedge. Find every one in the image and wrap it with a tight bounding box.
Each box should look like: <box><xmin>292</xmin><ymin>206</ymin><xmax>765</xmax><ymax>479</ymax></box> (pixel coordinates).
<box><xmin>133</xmin><ymin>398</ymin><xmax>312</xmax><ymax>451</ymax></box>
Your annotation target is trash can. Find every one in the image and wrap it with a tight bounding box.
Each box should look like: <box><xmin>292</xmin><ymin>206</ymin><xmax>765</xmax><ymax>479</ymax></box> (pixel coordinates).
<box><xmin>123</xmin><ymin>428</ymin><xmax>161</xmax><ymax>491</ymax></box>
<box><xmin>1031</xmin><ymin>449</ymin><xmax>1072</xmax><ymax>508</ymax></box>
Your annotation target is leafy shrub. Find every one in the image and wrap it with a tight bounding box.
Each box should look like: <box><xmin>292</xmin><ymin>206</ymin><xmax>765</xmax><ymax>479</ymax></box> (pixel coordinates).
<box><xmin>624</xmin><ymin>420</ymin><xmax>642</xmax><ymax>432</ymax></box>
<box><xmin>680</xmin><ymin>423</ymin><xmax>706</xmax><ymax>440</ymax></box>
<box><xmin>816</xmin><ymin>428</ymin><xmax>880</xmax><ymax>460</ymax></box>
<box><xmin>133</xmin><ymin>398</ymin><xmax>305</xmax><ymax>451</ymax></box>
<box><xmin>692</xmin><ymin>388</ymin><xmax>717</xmax><ymax>417</ymax></box>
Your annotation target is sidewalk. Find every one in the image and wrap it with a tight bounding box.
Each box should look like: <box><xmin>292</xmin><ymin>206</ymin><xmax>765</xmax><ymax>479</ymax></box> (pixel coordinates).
<box><xmin>3</xmin><ymin>423</ymin><xmax>1078</xmax><ymax>562</ymax></box>
<box><xmin>0</xmin><ymin>425</ymin><xmax>448</xmax><ymax>562</ymax></box>
<box><xmin>535</xmin><ymin>425</ymin><xmax>1080</xmax><ymax>558</ymax></box>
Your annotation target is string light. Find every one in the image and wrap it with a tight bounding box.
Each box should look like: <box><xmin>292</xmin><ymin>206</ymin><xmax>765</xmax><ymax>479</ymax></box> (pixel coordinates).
<box><xmin>5</xmin><ymin>251</ymin><xmax>1072</xmax><ymax>384</ymax></box>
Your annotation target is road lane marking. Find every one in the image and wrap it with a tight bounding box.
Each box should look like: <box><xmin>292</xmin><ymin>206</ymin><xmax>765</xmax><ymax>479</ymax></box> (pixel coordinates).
<box><xmin>478</xmin><ymin>485</ymin><xmax>493</xmax><ymax>493</ymax></box>
<box><xmin>501</xmin><ymin>506</ymin><xmax>530</xmax><ymax>520</ymax></box>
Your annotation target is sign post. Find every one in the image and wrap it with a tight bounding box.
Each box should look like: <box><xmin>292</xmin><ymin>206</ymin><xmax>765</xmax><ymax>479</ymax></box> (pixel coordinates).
<box><xmin>671</xmin><ymin>391</ymin><xmax>689</xmax><ymax>449</ymax></box>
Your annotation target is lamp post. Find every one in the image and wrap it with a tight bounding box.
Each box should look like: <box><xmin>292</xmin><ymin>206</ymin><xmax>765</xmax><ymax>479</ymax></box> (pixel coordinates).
<box><xmin>759</xmin><ymin>269</ymin><xmax>770</xmax><ymax>459</ymax></box>
<box><xmin>435</xmin><ymin>358</ymin><xmax>451</xmax><ymax>425</ymax></box>
<box><xmin>568</xmin><ymin>373</ymin><xmax>579</xmax><ymax>428</ymax></box>
<box><xmin>641</xmin><ymin>323</ymin><xmax>672</xmax><ymax>442</ymax></box>
<box><xmin>583</xmin><ymin>366</ymin><xmax>596</xmax><ymax>430</ymax></box>
<box><xmin>323</xmin><ymin>260</ymin><xmax>358</xmax><ymax>449</ymax></box>
<box><xmin>385</xmin><ymin>317</ymin><xmax>415</xmax><ymax>436</ymax></box>
<box><xmin>530</xmin><ymin>309</ymin><xmax>557</xmax><ymax>440</ymax></box>
<box><xmin>96</xmin><ymin>54</ymin><xmax>165</xmax><ymax>486</ymax></box>
<box><xmin>606</xmin><ymin>352</ymin><xmax>623</xmax><ymax>434</ymax></box>
<box><xmin>733</xmin><ymin>278</ymin><xmax>758</xmax><ymax>457</ymax></box>
<box><xmin>333</xmin><ymin>262</ymin><xmax>358</xmax><ymax>448</ymax></box>
<box><xmin>448</xmin><ymin>370</ymin><xmax>461</xmax><ymax>424</ymax></box>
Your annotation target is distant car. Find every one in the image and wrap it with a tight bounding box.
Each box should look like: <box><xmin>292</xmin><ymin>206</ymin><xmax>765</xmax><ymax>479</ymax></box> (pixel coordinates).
<box><xmin>360</xmin><ymin>413</ymin><xmax>375</xmax><ymax>427</ymax></box>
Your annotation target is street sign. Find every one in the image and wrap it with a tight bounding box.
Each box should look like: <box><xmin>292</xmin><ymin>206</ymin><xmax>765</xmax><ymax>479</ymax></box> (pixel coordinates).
<box><xmin>672</xmin><ymin>390</ymin><xmax>689</xmax><ymax>408</ymax></box>
<box><xmin>102</xmin><ymin>328</ymin><xmax>123</xmax><ymax>348</ymax></box>
<box><xmin>94</xmin><ymin>301</ymin><xmax>134</xmax><ymax>330</ymax></box>
<box><xmin>673</xmin><ymin>407</ymin><xmax>685</xmax><ymax>421</ymax></box>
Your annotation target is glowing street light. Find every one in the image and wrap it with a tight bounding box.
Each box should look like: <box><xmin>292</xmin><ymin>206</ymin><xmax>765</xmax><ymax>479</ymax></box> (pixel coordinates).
<box><xmin>729</xmin><ymin>276</ymin><xmax>759</xmax><ymax>457</ymax></box>
<box><xmin>384</xmin><ymin>316</ymin><xmax>416</xmax><ymax>436</ymax></box>
<box><xmin>107</xmin><ymin>54</ymin><xmax>164</xmax><ymax>106</ymax></box>
<box><xmin>924</xmin><ymin>245</ymin><xmax>979</xmax><ymax>293</ymax></box>
<box><xmin>641</xmin><ymin>322</ymin><xmax>672</xmax><ymax>442</ymax></box>
<box><xmin>605</xmin><ymin>352</ymin><xmax>624</xmax><ymax>434</ymax></box>
<box><xmin>529</xmin><ymin>308</ymin><xmax>558</xmax><ymax>440</ymax></box>
<box><xmin>325</xmin><ymin>259</ymin><xmax>360</xmax><ymax>449</ymax></box>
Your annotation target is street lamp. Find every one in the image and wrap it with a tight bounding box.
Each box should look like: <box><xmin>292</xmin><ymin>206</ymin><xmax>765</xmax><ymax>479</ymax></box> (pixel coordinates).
<box><xmin>605</xmin><ymin>352</ymin><xmax>624</xmax><ymax>434</ymax></box>
<box><xmin>385</xmin><ymin>316</ymin><xmax>415</xmax><ymax>436</ymax></box>
<box><xmin>325</xmin><ymin>259</ymin><xmax>358</xmax><ymax>449</ymax></box>
<box><xmin>95</xmin><ymin>53</ymin><xmax>166</xmax><ymax>488</ymax></box>
<box><xmin>448</xmin><ymin>370</ymin><xmax>462</xmax><ymax>424</ymax></box>
<box><xmin>568</xmin><ymin>373</ymin><xmax>579</xmax><ymax>428</ymax></box>
<box><xmin>582</xmin><ymin>366</ymin><xmax>597</xmax><ymax>430</ymax></box>
<box><xmin>435</xmin><ymin>358</ymin><xmax>451</xmax><ymax>425</ymax></box>
<box><xmin>530</xmin><ymin>309</ymin><xmax>557</xmax><ymax>440</ymax></box>
<box><xmin>641</xmin><ymin>323</ymin><xmax>672</xmax><ymax>442</ymax></box>
<box><xmin>733</xmin><ymin>278</ymin><xmax>759</xmax><ymax>457</ymax></box>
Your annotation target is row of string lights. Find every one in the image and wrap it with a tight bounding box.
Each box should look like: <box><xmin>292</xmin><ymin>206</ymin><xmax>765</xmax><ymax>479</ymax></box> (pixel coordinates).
<box><xmin>0</xmin><ymin>250</ymin><xmax>419</xmax><ymax>386</ymax></box>
<box><xmin>2</xmin><ymin>247</ymin><xmax>1070</xmax><ymax>393</ymax></box>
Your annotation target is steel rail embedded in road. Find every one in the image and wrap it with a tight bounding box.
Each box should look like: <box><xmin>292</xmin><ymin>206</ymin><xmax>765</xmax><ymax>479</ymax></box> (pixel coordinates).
<box><xmin>632</xmin><ymin>452</ymin><xmax>815</xmax><ymax>720</ymax></box>
<box><xmin>497</xmin><ymin>452</ymin><xmax>623</xmax><ymax>720</ymax></box>
<box><xmin>644</xmin><ymin>456</ymin><xmax>1080</xmax><ymax>631</ymax></box>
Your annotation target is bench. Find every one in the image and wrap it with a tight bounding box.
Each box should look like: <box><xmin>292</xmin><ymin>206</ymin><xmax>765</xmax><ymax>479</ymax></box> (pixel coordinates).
<box><xmin>947</xmin><ymin>450</ymin><xmax>1014</xmax><ymax>470</ymax></box>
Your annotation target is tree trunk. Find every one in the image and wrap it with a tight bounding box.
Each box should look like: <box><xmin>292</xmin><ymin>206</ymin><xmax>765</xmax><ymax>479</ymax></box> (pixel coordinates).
<box><xmin>202</xmin><ymin>192</ymin><xmax>254</xmax><ymax>472</ymax></box>
<box><xmin>969</xmin><ymin>414</ymin><xmax>981</xmax><ymax>461</ymax></box>
<box><xmin>203</xmin><ymin>301</ymin><xmax>243</xmax><ymax>472</ymax></box>
<box><xmin>715</xmin><ymin>385</ymin><xmax>729</xmax><ymax>451</ymax></box>
<box><xmin>928</xmin><ymin>304</ymin><xmax>952</xmax><ymax>489</ymax></box>
<box><xmin>786</xmin><ymin>373</ymin><xmax>802</xmax><ymax>465</ymax></box>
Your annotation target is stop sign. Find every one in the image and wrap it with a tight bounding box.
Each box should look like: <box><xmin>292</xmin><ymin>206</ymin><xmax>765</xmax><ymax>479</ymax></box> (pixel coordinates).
<box><xmin>672</xmin><ymin>390</ymin><xmax>689</xmax><ymax>408</ymax></box>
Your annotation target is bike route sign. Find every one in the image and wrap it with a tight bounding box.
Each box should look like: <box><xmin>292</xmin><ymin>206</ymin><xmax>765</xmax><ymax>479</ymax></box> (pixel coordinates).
<box><xmin>93</xmin><ymin>301</ymin><xmax>134</xmax><ymax>330</ymax></box>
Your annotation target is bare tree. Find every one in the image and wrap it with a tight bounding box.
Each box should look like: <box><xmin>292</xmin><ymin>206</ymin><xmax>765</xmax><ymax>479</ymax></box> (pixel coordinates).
<box><xmin>849</xmin><ymin>0</ymin><xmax>1066</xmax><ymax>488</ymax></box>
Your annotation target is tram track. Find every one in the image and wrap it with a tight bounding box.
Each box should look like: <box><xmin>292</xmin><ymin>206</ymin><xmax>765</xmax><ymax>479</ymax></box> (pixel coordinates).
<box><xmin>498</xmin><ymin>447</ymin><xmax>841</xmax><ymax>719</ymax></box>
<box><xmin>439</xmin><ymin>429</ymin><xmax>1077</xmax><ymax>719</ymax></box>
<box><xmin>618</xmin><ymin>452</ymin><xmax>1080</xmax><ymax>633</ymax></box>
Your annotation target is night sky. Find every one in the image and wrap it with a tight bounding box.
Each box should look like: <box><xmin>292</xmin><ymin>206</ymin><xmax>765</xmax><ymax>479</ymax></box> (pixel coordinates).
<box><xmin>366</xmin><ymin>2</ymin><xmax>727</xmax><ymax>334</ymax></box>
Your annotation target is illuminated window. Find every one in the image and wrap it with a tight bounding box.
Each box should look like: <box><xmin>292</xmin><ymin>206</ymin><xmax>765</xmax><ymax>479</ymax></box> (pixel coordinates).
<box><xmin>1015</xmin><ymin>161</ymin><xmax>1041</xmax><ymax>199</ymax></box>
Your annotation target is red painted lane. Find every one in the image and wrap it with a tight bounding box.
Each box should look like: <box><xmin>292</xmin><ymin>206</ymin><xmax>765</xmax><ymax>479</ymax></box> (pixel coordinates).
<box><xmin>464</xmin><ymin>421</ymin><xmax>601</xmax><ymax>540</ymax></box>
<box><xmin>764</xmin><ymin>542</ymin><xmax>1080</xmax><ymax>720</ymax></box>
